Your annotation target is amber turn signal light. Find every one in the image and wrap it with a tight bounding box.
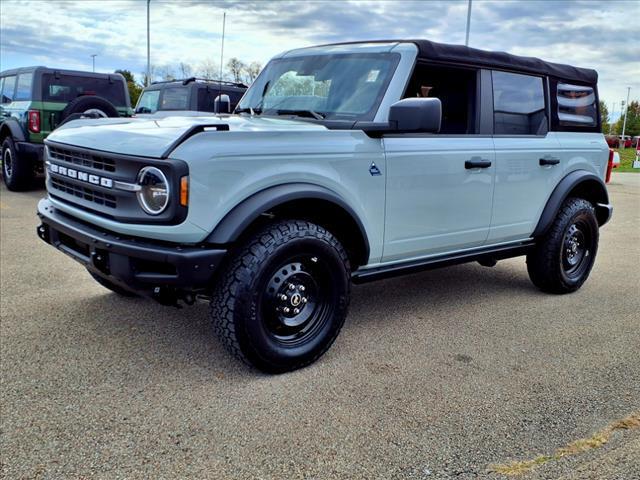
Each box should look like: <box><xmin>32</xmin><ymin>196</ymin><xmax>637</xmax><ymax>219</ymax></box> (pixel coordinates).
<box><xmin>180</xmin><ymin>176</ymin><xmax>189</xmax><ymax>207</ymax></box>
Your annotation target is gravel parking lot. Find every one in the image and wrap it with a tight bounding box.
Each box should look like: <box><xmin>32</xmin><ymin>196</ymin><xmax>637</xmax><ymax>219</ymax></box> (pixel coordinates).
<box><xmin>1</xmin><ymin>173</ymin><xmax>639</xmax><ymax>480</ymax></box>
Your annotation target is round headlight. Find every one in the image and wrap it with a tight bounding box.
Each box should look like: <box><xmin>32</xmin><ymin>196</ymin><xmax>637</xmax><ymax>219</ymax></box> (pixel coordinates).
<box><xmin>136</xmin><ymin>166</ymin><xmax>169</xmax><ymax>215</ymax></box>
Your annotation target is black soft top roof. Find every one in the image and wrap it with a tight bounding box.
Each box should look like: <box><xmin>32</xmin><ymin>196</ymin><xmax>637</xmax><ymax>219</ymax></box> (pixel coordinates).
<box><xmin>315</xmin><ymin>40</ymin><xmax>597</xmax><ymax>85</ymax></box>
<box><xmin>412</xmin><ymin>39</ymin><xmax>597</xmax><ymax>84</ymax></box>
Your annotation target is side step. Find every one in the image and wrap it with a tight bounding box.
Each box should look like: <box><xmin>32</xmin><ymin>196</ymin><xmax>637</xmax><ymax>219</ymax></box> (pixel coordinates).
<box><xmin>351</xmin><ymin>241</ymin><xmax>535</xmax><ymax>284</ymax></box>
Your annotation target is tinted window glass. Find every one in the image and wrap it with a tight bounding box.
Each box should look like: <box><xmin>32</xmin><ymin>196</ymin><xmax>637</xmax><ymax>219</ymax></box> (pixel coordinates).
<box><xmin>493</xmin><ymin>71</ymin><xmax>547</xmax><ymax>135</ymax></box>
<box><xmin>1</xmin><ymin>75</ymin><xmax>17</xmax><ymax>104</ymax></box>
<box><xmin>135</xmin><ymin>90</ymin><xmax>160</xmax><ymax>113</ymax></box>
<box><xmin>41</xmin><ymin>73</ymin><xmax>126</xmax><ymax>106</ymax></box>
<box><xmin>14</xmin><ymin>73</ymin><xmax>33</xmax><ymax>101</ymax></box>
<box><xmin>160</xmin><ymin>87</ymin><xmax>189</xmax><ymax>110</ymax></box>
<box><xmin>557</xmin><ymin>83</ymin><xmax>597</xmax><ymax>127</ymax></box>
<box><xmin>197</xmin><ymin>88</ymin><xmax>215</xmax><ymax>112</ymax></box>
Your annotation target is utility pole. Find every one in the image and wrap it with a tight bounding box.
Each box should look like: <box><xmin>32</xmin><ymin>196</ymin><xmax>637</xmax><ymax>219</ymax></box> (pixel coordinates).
<box><xmin>609</xmin><ymin>102</ymin><xmax>614</xmax><ymax>135</ymax></box>
<box><xmin>621</xmin><ymin>87</ymin><xmax>631</xmax><ymax>148</ymax></box>
<box><xmin>90</xmin><ymin>54</ymin><xmax>97</xmax><ymax>72</ymax></box>
<box><xmin>146</xmin><ymin>0</ymin><xmax>151</xmax><ymax>86</ymax></box>
<box><xmin>465</xmin><ymin>0</ymin><xmax>472</xmax><ymax>46</ymax></box>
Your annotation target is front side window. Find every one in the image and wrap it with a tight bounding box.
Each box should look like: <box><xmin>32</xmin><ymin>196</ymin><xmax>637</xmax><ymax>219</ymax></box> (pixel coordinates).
<box><xmin>557</xmin><ymin>83</ymin><xmax>597</xmax><ymax>127</ymax></box>
<box><xmin>1</xmin><ymin>75</ymin><xmax>16</xmax><ymax>104</ymax></box>
<box><xmin>14</xmin><ymin>73</ymin><xmax>33</xmax><ymax>101</ymax></box>
<box><xmin>493</xmin><ymin>71</ymin><xmax>547</xmax><ymax>135</ymax></box>
<box><xmin>237</xmin><ymin>52</ymin><xmax>400</xmax><ymax>121</ymax></box>
<box><xmin>135</xmin><ymin>90</ymin><xmax>160</xmax><ymax>113</ymax></box>
<box><xmin>160</xmin><ymin>87</ymin><xmax>189</xmax><ymax>110</ymax></box>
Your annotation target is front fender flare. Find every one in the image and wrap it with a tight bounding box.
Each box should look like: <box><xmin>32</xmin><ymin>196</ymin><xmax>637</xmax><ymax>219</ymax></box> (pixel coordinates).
<box><xmin>205</xmin><ymin>183</ymin><xmax>370</xmax><ymax>260</ymax></box>
<box><xmin>532</xmin><ymin>170</ymin><xmax>610</xmax><ymax>237</ymax></box>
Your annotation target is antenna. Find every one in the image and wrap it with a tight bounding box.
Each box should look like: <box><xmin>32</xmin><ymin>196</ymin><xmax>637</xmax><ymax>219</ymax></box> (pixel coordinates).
<box><xmin>218</xmin><ymin>12</ymin><xmax>226</xmax><ymax>113</ymax></box>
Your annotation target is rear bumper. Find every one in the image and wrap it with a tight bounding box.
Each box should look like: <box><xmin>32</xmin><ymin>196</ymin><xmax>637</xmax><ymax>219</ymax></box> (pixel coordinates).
<box><xmin>37</xmin><ymin>198</ymin><xmax>227</xmax><ymax>302</ymax></box>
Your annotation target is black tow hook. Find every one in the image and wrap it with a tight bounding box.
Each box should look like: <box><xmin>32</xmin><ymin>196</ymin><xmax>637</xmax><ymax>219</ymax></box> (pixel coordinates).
<box><xmin>37</xmin><ymin>223</ymin><xmax>50</xmax><ymax>243</ymax></box>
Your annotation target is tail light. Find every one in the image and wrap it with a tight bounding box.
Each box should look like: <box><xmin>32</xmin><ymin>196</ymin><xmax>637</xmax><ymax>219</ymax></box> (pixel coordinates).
<box><xmin>28</xmin><ymin>110</ymin><xmax>41</xmax><ymax>133</ymax></box>
<box><xmin>605</xmin><ymin>148</ymin><xmax>614</xmax><ymax>183</ymax></box>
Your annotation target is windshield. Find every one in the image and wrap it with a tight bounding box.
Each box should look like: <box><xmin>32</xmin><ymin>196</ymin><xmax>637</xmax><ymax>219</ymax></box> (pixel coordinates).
<box><xmin>236</xmin><ymin>52</ymin><xmax>400</xmax><ymax>121</ymax></box>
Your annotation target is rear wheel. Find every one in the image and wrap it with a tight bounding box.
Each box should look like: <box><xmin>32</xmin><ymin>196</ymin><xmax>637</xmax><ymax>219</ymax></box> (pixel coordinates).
<box><xmin>2</xmin><ymin>137</ymin><xmax>34</xmax><ymax>191</ymax></box>
<box><xmin>527</xmin><ymin>197</ymin><xmax>599</xmax><ymax>293</ymax></box>
<box><xmin>210</xmin><ymin>220</ymin><xmax>351</xmax><ymax>373</ymax></box>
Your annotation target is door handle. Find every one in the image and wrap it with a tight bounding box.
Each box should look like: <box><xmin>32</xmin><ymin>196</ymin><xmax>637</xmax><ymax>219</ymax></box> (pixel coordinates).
<box><xmin>465</xmin><ymin>158</ymin><xmax>492</xmax><ymax>169</ymax></box>
<box><xmin>539</xmin><ymin>157</ymin><xmax>560</xmax><ymax>166</ymax></box>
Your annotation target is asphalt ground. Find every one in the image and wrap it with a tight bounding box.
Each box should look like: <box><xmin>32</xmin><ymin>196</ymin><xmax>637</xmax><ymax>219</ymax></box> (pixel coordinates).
<box><xmin>1</xmin><ymin>173</ymin><xmax>639</xmax><ymax>479</ymax></box>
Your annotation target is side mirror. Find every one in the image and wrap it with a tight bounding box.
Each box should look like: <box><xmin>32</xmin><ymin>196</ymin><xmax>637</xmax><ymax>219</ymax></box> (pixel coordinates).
<box><xmin>214</xmin><ymin>94</ymin><xmax>231</xmax><ymax>114</ymax></box>
<box><xmin>389</xmin><ymin>98</ymin><xmax>441</xmax><ymax>133</ymax></box>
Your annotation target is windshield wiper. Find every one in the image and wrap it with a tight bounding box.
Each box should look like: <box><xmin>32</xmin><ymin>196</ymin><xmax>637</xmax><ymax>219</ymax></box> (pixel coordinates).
<box><xmin>235</xmin><ymin>107</ymin><xmax>262</xmax><ymax>115</ymax></box>
<box><xmin>275</xmin><ymin>109</ymin><xmax>326</xmax><ymax>120</ymax></box>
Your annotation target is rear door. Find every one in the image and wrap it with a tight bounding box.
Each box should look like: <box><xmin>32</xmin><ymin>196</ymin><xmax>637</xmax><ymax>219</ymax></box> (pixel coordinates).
<box><xmin>488</xmin><ymin>70</ymin><xmax>564</xmax><ymax>243</ymax></box>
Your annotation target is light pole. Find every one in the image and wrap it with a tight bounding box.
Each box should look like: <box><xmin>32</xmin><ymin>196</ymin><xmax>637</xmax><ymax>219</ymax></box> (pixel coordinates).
<box><xmin>621</xmin><ymin>87</ymin><xmax>631</xmax><ymax>148</ymax></box>
<box><xmin>146</xmin><ymin>0</ymin><xmax>151</xmax><ymax>86</ymax></box>
<box><xmin>90</xmin><ymin>54</ymin><xmax>97</xmax><ymax>72</ymax></box>
<box><xmin>465</xmin><ymin>0</ymin><xmax>472</xmax><ymax>46</ymax></box>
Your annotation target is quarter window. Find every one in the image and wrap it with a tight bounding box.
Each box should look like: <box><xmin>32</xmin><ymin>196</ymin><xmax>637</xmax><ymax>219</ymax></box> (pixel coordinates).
<box><xmin>160</xmin><ymin>87</ymin><xmax>189</xmax><ymax>110</ymax></box>
<box><xmin>492</xmin><ymin>71</ymin><xmax>547</xmax><ymax>135</ymax></box>
<box><xmin>557</xmin><ymin>83</ymin><xmax>597</xmax><ymax>127</ymax></box>
<box><xmin>1</xmin><ymin>75</ymin><xmax>17</xmax><ymax>104</ymax></box>
<box><xmin>14</xmin><ymin>73</ymin><xmax>33</xmax><ymax>101</ymax></box>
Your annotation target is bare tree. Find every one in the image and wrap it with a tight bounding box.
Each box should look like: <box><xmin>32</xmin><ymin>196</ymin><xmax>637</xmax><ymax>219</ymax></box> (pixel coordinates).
<box><xmin>226</xmin><ymin>57</ymin><xmax>246</xmax><ymax>83</ymax></box>
<box><xmin>178</xmin><ymin>62</ymin><xmax>193</xmax><ymax>79</ymax></box>
<box><xmin>156</xmin><ymin>65</ymin><xmax>175</xmax><ymax>81</ymax></box>
<box><xmin>197</xmin><ymin>58</ymin><xmax>219</xmax><ymax>79</ymax></box>
<box><xmin>243</xmin><ymin>61</ymin><xmax>262</xmax><ymax>84</ymax></box>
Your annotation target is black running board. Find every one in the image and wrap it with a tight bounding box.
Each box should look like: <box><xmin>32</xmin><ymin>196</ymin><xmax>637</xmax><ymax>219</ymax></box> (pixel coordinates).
<box><xmin>351</xmin><ymin>241</ymin><xmax>535</xmax><ymax>284</ymax></box>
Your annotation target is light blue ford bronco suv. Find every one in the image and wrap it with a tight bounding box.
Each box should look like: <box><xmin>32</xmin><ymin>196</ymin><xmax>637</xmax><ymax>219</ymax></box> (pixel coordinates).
<box><xmin>37</xmin><ymin>40</ymin><xmax>612</xmax><ymax>373</ymax></box>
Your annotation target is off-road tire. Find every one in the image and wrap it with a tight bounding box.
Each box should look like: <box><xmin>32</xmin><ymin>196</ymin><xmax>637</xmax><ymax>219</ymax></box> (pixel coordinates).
<box><xmin>88</xmin><ymin>271</ymin><xmax>138</xmax><ymax>297</ymax></box>
<box><xmin>527</xmin><ymin>197</ymin><xmax>599</xmax><ymax>294</ymax></box>
<box><xmin>2</xmin><ymin>137</ymin><xmax>34</xmax><ymax>191</ymax></box>
<box><xmin>210</xmin><ymin>220</ymin><xmax>351</xmax><ymax>373</ymax></box>
<box><xmin>60</xmin><ymin>95</ymin><xmax>119</xmax><ymax>121</ymax></box>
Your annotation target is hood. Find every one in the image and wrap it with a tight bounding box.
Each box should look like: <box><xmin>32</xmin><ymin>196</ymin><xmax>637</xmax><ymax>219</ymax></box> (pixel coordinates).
<box><xmin>46</xmin><ymin>114</ymin><xmax>328</xmax><ymax>158</ymax></box>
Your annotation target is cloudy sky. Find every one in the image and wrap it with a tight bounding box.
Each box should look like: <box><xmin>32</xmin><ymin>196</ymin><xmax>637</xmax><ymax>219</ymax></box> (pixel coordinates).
<box><xmin>1</xmin><ymin>0</ymin><xmax>638</xmax><ymax>119</ymax></box>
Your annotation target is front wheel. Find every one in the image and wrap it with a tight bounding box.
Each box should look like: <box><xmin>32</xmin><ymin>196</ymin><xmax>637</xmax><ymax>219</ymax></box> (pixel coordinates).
<box><xmin>527</xmin><ymin>197</ymin><xmax>599</xmax><ymax>294</ymax></box>
<box><xmin>210</xmin><ymin>220</ymin><xmax>351</xmax><ymax>373</ymax></box>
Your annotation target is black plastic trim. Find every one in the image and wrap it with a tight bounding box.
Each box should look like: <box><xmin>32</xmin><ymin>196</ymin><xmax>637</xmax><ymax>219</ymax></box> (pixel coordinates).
<box><xmin>160</xmin><ymin>123</ymin><xmax>229</xmax><ymax>158</ymax></box>
<box><xmin>352</xmin><ymin>241</ymin><xmax>535</xmax><ymax>284</ymax></box>
<box><xmin>0</xmin><ymin>118</ymin><xmax>27</xmax><ymax>142</ymax></box>
<box><xmin>532</xmin><ymin>170</ymin><xmax>610</xmax><ymax>237</ymax></box>
<box><xmin>37</xmin><ymin>198</ymin><xmax>226</xmax><ymax>295</ymax></box>
<box><xmin>206</xmin><ymin>183</ymin><xmax>370</xmax><ymax>263</ymax></box>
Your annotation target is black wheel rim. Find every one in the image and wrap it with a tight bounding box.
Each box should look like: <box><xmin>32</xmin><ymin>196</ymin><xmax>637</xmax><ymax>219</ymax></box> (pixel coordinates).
<box><xmin>261</xmin><ymin>254</ymin><xmax>335</xmax><ymax>347</ymax></box>
<box><xmin>562</xmin><ymin>219</ymin><xmax>592</xmax><ymax>279</ymax></box>
<box><xmin>3</xmin><ymin>148</ymin><xmax>12</xmax><ymax>178</ymax></box>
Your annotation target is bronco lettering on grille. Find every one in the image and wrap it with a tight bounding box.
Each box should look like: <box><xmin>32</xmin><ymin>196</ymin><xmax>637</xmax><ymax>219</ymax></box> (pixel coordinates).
<box><xmin>48</xmin><ymin>163</ymin><xmax>113</xmax><ymax>188</ymax></box>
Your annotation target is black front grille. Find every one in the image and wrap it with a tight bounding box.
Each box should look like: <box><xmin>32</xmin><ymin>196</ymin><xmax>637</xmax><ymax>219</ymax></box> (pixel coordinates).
<box><xmin>48</xmin><ymin>146</ymin><xmax>116</xmax><ymax>172</ymax></box>
<box><xmin>51</xmin><ymin>177</ymin><xmax>117</xmax><ymax>209</ymax></box>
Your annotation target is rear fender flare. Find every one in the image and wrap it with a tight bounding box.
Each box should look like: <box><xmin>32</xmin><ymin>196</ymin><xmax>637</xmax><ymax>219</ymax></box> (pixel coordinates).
<box><xmin>533</xmin><ymin>170</ymin><xmax>610</xmax><ymax>237</ymax></box>
<box><xmin>0</xmin><ymin>119</ymin><xmax>26</xmax><ymax>143</ymax></box>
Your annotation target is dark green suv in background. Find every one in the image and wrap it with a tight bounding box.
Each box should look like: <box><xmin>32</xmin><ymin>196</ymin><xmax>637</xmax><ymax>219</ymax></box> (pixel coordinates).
<box><xmin>0</xmin><ymin>67</ymin><xmax>132</xmax><ymax>191</ymax></box>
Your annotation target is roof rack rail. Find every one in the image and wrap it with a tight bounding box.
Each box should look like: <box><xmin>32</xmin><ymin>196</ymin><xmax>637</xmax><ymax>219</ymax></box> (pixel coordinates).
<box><xmin>151</xmin><ymin>77</ymin><xmax>247</xmax><ymax>88</ymax></box>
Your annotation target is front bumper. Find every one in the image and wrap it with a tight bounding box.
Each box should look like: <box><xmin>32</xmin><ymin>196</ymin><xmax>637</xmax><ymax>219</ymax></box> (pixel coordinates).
<box><xmin>37</xmin><ymin>198</ymin><xmax>227</xmax><ymax>302</ymax></box>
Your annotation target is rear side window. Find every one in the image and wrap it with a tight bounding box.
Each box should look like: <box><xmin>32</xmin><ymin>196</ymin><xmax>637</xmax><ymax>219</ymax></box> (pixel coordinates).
<box><xmin>41</xmin><ymin>73</ymin><xmax>126</xmax><ymax>106</ymax></box>
<box><xmin>492</xmin><ymin>71</ymin><xmax>547</xmax><ymax>135</ymax></box>
<box><xmin>14</xmin><ymin>73</ymin><xmax>33</xmax><ymax>101</ymax></box>
<box><xmin>1</xmin><ymin>75</ymin><xmax>16</xmax><ymax>104</ymax></box>
<box><xmin>197</xmin><ymin>88</ymin><xmax>215</xmax><ymax>112</ymax></box>
<box><xmin>557</xmin><ymin>83</ymin><xmax>597</xmax><ymax>127</ymax></box>
<box><xmin>160</xmin><ymin>87</ymin><xmax>189</xmax><ymax>110</ymax></box>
